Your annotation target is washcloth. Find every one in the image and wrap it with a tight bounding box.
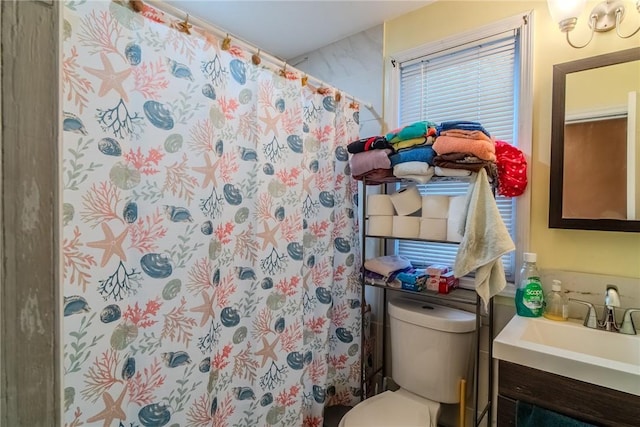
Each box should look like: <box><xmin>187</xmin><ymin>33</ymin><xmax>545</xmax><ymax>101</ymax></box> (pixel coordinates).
<box><xmin>433</xmin><ymin>135</ymin><xmax>496</xmax><ymax>162</ymax></box>
<box><xmin>349</xmin><ymin>148</ymin><xmax>392</xmax><ymax>177</ymax></box>
<box><xmin>453</xmin><ymin>169</ymin><xmax>515</xmax><ymax>308</ymax></box>
<box><xmin>390</xmin><ymin>136</ymin><xmax>430</xmax><ymax>151</ymax></box>
<box><xmin>437</xmin><ymin>120</ymin><xmax>490</xmax><ymax>137</ymax></box>
<box><xmin>364</xmin><ymin>255</ymin><xmax>412</xmax><ymax>278</ymax></box>
<box><xmin>516</xmin><ymin>401</ymin><xmax>596</xmax><ymax>427</ymax></box>
<box><xmin>386</xmin><ymin>120</ymin><xmax>437</xmax><ymax>143</ymax></box>
<box><xmin>347</xmin><ymin>136</ymin><xmax>391</xmax><ymax>153</ymax></box>
<box><xmin>389</xmin><ymin>146</ymin><xmax>436</xmax><ymax>167</ymax></box>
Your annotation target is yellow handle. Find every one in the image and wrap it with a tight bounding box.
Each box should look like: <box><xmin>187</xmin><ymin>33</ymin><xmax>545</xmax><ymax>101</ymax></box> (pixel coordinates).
<box><xmin>459</xmin><ymin>378</ymin><xmax>466</xmax><ymax>427</ymax></box>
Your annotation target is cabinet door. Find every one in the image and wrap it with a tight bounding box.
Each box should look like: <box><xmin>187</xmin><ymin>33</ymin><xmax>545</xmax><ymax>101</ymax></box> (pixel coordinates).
<box><xmin>497</xmin><ymin>395</ymin><xmax>516</xmax><ymax>427</ymax></box>
<box><xmin>498</xmin><ymin>361</ymin><xmax>640</xmax><ymax>427</ymax></box>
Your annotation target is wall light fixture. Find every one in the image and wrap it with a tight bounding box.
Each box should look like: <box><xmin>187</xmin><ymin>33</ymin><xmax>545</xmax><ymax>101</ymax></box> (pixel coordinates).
<box><xmin>547</xmin><ymin>0</ymin><xmax>640</xmax><ymax>48</ymax></box>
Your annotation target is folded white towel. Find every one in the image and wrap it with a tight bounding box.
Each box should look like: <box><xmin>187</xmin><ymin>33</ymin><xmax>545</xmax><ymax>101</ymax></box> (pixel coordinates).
<box><xmin>453</xmin><ymin>169</ymin><xmax>515</xmax><ymax>308</ymax></box>
<box><xmin>394</xmin><ymin>162</ymin><xmax>434</xmax><ymax>177</ymax></box>
<box><xmin>364</xmin><ymin>255</ymin><xmax>412</xmax><ymax>277</ymax></box>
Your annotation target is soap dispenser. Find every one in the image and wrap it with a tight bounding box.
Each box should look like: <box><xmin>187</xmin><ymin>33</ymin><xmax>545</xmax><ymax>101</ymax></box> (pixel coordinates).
<box><xmin>543</xmin><ymin>279</ymin><xmax>568</xmax><ymax>321</ymax></box>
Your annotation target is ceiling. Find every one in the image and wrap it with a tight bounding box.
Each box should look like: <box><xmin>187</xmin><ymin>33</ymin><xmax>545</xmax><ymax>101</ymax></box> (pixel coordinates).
<box><xmin>162</xmin><ymin>1</ymin><xmax>432</xmax><ymax>60</ymax></box>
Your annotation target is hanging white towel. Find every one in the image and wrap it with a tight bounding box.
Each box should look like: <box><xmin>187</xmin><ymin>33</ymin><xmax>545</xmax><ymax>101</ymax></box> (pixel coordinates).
<box><xmin>453</xmin><ymin>169</ymin><xmax>515</xmax><ymax>308</ymax></box>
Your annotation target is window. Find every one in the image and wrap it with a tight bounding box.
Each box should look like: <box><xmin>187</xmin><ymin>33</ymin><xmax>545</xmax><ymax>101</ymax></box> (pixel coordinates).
<box><xmin>388</xmin><ymin>14</ymin><xmax>532</xmax><ymax>282</ymax></box>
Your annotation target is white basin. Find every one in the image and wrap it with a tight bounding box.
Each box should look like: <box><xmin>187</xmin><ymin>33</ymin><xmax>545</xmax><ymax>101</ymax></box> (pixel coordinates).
<box><xmin>493</xmin><ymin>316</ymin><xmax>640</xmax><ymax>396</ymax></box>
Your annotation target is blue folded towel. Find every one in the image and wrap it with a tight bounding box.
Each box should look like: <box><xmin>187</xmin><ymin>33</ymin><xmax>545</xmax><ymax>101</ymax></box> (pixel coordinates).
<box><xmin>437</xmin><ymin>120</ymin><xmax>490</xmax><ymax>137</ymax></box>
<box><xmin>389</xmin><ymin>146</ymin><xmax>436</xmax><ymax>167</ymax></box>
<box><xmin>516</xmin><ymin>401</ymin><xmax>596</xmax><ymax>427</ymax></box>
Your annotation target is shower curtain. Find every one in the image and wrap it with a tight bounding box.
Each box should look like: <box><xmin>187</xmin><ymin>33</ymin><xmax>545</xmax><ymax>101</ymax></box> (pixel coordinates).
<box><xmin>62</xmin><ymin>2</ymin><xmax>361</xmax><ymax>426</ymax></box>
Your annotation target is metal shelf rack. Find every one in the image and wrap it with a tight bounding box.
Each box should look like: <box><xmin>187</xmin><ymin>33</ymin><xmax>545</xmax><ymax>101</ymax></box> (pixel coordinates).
<box><xmin>358</xmin><ymin>176</ymin><xmax>494</xmax><ymax>427</ymax></box>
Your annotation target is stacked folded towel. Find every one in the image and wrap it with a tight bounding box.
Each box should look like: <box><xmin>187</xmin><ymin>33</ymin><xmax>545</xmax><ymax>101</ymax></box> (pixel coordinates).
<box><xmin>347</xmin><ymin>120</ymin><xmax>526</xmax><ymax>197</ymax></box>
<box><xmin>431</xmin><ymin>120</ymin><xmax>499</xmax><ymax>189</ymax></box>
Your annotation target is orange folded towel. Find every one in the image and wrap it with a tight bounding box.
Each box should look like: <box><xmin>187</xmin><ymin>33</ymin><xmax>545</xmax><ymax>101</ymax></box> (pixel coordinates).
<box><xmin>433</xmin><ymin>135</ymin><xmax>496</xmax><ymax>162</ymax></box>
<box><xmin>439</xmin><ymin>129</ymin><xmax>493</xmax><ymax>142</ymax></box>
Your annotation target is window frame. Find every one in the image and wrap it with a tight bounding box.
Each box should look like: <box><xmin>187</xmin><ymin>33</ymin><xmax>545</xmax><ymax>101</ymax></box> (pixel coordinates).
<box><xmin>384</xmin><ymin>12</ymin><xmax>533</xmax><ymax>292</ymax></box>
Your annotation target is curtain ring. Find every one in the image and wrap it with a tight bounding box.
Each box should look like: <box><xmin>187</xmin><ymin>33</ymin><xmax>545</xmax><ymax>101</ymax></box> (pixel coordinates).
<box><xmin>335</xmin><ymin>91</ymin><xmax>342</xmax><ymax>102</ymax></box>
<box><xmin>129</xmin><ymin>0</ymin><xmax>144</xmax><ymax>13</ymax></box>
<box><xmin>252</xmin><ymin>49</ymin><xmax>261</xmax><ymax>65</ymax></box>
<box><xmin>222</xmin><ymin>33</ymin><xmax>231</xmax><ymax>50</ymax></box>
<box><xmin>279</xmin><ymin>62</ymin><xmax>288</xmax><ymax>78</ymax></box>
<box><xmin>301</xmin><ymin>75</ymin><xmax>308</xmax><ymax>87</ymax></box>
<box><xmin>177</xmin><ymin>13</ymin><xmax>192</xmax><ymax>35</ymax></box>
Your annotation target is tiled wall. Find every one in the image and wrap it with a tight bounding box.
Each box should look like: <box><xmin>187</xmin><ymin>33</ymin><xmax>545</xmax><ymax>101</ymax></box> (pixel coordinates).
<box><xmin>288</xmin><ymin>25</ymin><xmax>385</xmax><ymax>139</ymax></box>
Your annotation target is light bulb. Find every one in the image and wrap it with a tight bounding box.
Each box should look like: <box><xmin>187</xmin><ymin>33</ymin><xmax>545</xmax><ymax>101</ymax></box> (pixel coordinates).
<box><xmin>547</xmin><ymin>0</ymin><xmax>587</xmax><ymax>31</ymax></box>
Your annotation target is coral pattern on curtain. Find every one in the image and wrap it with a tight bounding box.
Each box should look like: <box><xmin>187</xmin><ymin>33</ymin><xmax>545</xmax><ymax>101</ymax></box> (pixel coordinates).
<box><xmin>61</xmin><ymin>1</ymin><xmax>361</xmax><ymax>426</ymax></box>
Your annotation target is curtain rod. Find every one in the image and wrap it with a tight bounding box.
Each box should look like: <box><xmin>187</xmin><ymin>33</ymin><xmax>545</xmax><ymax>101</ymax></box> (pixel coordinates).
<box><xmin>145</xmin><ymin>0</ymin><xmax>374</xmax><ymax>110</ymax></box>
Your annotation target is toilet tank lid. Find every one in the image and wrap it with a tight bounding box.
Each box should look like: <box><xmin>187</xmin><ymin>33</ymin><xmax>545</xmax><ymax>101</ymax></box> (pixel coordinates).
<box><xmin>388</xmin><ymin>299</ymin><xmax>476</xmax><ymax>333</ymax></box>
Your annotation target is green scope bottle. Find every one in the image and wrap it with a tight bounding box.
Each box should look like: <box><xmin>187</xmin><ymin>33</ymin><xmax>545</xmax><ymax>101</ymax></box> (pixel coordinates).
<box><xmin>515</xmin><ymin>252</ymin><xmax>544</xmax><ymax>317</ymax></box>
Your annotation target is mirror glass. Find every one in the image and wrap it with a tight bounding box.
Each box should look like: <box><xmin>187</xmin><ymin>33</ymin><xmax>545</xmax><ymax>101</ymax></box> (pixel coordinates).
<box><xmin>549</xmin><ymin>48</ymin><xmax>640</xmax><ymax>232</ymax></box>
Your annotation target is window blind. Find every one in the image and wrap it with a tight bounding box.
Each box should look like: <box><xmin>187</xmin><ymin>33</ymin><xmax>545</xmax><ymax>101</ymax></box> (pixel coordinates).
<box><xmin>395</xmin><ymin>31</ymin><xmax>520</xmax><ymax>279</ymax></box>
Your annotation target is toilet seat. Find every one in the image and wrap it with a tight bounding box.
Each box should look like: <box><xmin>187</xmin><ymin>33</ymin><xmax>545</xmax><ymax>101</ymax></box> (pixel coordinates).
<box><xmin>338</xmin><ymin>390</ymin><xmax>438</xmax><ymax>427</ymax></box>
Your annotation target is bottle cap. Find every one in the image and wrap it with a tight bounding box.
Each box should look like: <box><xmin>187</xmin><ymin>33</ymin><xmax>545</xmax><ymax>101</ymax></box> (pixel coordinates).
<box><xmin>552</xmin><ymin>279</ymin><xmax>561</xmax><ymax>292</ymax></box>
<box><xmin>523</xmin><ymin>252</ymin><xmax>537</xmax><ymax>263</ymax></box>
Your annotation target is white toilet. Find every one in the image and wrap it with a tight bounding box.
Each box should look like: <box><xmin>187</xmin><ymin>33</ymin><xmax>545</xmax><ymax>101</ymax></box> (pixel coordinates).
<box><xmin>339</xmin><ymin>298</ymin><xmax>476</xmax><ymax>427</ymax></box>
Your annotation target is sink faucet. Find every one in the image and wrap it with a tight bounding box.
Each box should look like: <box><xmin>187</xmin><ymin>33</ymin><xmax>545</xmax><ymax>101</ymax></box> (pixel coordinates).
<box><xmin>600</xmin><ymin>285</ymin><xmax>620</xmax><ymax>331</ymax></box>
<box><xmin>620</xmin><ymin>308</ymin><xmax>640</xmax><ymax>335</ymax></box>
<box><xmin>569</xmin><ymin>299</ymin><xmax>599</xmax><ymax>329</ymax></box>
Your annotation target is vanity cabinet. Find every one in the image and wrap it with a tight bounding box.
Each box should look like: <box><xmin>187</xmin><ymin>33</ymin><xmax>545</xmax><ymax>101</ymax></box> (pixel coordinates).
<box><xmin>497</xmin><ymin>360</ymin><xmax>640</xmax><ymax>427</ymax></box>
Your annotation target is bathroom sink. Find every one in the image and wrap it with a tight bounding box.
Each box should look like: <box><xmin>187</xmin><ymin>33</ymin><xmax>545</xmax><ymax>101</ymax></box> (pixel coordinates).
<box><xmin>493</xmin><ymin>316</ymin><xmax>640</xmax><ymax>396</ymax></box>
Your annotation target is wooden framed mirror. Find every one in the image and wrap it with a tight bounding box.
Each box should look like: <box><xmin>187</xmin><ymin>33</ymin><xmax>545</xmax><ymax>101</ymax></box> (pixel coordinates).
<box><xmin>549</xmin><ymin>47</ymin><xmax>640</xmax><ymax>232</ymax></box>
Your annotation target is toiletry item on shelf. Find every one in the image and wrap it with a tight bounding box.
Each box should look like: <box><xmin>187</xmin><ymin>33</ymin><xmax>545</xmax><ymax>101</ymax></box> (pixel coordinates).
<box><xmin>422</xmin><ymin>195</ymin><xmax>450</xmax><ymax>219</ymax></box>
<box><xmin>419</xmin><ymin>218</ymin><xmax>447</xmax><ymax>240</ymax></box>
<box><xmin>392</xmin><ymin>216</ymin><xmax>421</xmax><ymax>238</ymax></box>
<box><xmin>543</xmin><ymin>280</ymin><xmax>568</xmax><ymax>321</ymax></box>
<box><xmin>367</xmin><ymin>194</ymin><xmax>395</xmax><ymax>216</ymax></box>
<box><xmin>426</xmin><ymin>271</ymin><xmax>459</xmax><ymax>294</ymax></box>
<box><xmin>426</xmin><ymin>265</ymin><xmax>450</xmax><ymax>276</ymax></box>
<box><xmin>515</xmin><ymin>252</ymin><xmax>544</xmax><ymax>317</ymax></box>
<box><xmin>446</xmin><ymin>195</ymin><xmax>466</xmax><ymax>242</ymax></box>
<box><xmin>389</xmin><ymin>186</ymin><xmax>422</xmax><ymax>216</ymax></box>
<box><xmin>367</xmin><ymin>215</ymin><xmax>393</xmax><ymax>236</ymax></box>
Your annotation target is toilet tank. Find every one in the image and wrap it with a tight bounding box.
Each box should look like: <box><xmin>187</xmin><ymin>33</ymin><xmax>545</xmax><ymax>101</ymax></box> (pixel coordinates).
<box><xmin>388</xmin><ymin>298</ymin><xmax>476</xmax><ymax>404</ymax></box>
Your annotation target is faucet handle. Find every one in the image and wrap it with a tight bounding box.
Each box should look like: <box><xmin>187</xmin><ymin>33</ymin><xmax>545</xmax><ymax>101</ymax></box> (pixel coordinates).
<box><xmin>605</xmin><ymin>285</ymin><xmax>620</xmax><ymax>308</ymax></box>
<box><xmin>620</xmin><ymin>308</ymin><xmax>640</xmax><ymax>335</ymax></box>
<box><xmin>569</xmin><ymin>298</ymin><xmax>599</xmax><ymax>329</ymax></box>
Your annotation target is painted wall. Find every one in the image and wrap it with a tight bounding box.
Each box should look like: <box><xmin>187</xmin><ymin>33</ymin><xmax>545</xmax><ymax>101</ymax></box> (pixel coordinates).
<box><xmin>384</xmin><ymin>0</ymin><xmax>640</xmax><ymax>279</ymax></box>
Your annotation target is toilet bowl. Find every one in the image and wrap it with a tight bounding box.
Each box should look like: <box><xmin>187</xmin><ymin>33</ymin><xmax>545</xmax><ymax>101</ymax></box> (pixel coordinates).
<box><xmin>338</xmin><ymin>389</ymin><xmax>440</xmax><ymax>426</ymax></box>
<box><xmin>339</xmin><ymin>298</ymin><xmax>476</xmax><ymax>427</ymax></box>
